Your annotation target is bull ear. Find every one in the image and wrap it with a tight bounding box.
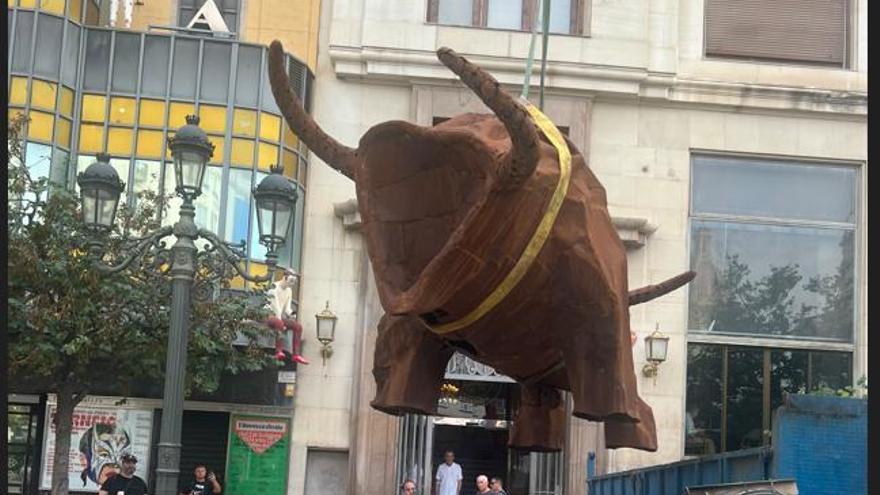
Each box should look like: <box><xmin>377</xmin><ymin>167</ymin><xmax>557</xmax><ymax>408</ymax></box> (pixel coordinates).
<box><xmin>268</xmin><ymin>41</ymin><xmax>358</xmax><ymax>180</ymax></box>
<box><xmin>437</xmin><ymin>47</ymin><xmax>541</xmax><ymax>188</ymax></box>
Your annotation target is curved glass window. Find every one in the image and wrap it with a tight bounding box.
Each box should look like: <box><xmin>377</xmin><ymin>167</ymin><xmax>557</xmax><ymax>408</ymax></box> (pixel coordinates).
<box><xmin>30</xmin><ymin>80</ymin><xmax>57</xmax><ymax>111</ymax></box>
<box><xmin>24</xmin><ymin>142</ymin><xmax>52</xmax><ymax>182</ymax></box>
<box><xmin>7</xmin><ymin>23</ymin><xmax>313</xmax><ymax>272</ymax></box>
<box><xmin>224</xmin><ymin>168</ymin><xmax>253</xmax><ymax>248</ymax></box>
<box><xmin>83</xmin><ymin>29</ymin><xmax>111</xmax><ymax>91</ymax></box>
<box><xmin>10</xmin><ymin>77</ymin><xmax>29</xmax><ymax>106</ymax></box>
<box><xmin>132</xmin><ymin>159</ymin><xmax>162</xmax><ymax>203</ymax></box>
<box><xmin>194</xmin><ymin>165</ymin><xmax>223</xmax><ymax>233</ymax></box>
<box><xmin>200</xmin><ymin>42</ymin><xmax>232</xmax><ymax>102</ymax></box>
<box><xmin>259</xmin><ymin>63</ymin><xmax>280</xmax><ymax>114</ymax></box>
<box><xmin>142</xmin><ymin>36</ymin><xmax>171</xmax><ymax>97</ymax></box>
<box><xmin>62</xmin><ymin>22</ymin><xmax>81</xmax><ymax>86</ymax></box>
<box><xmin>249</xmin><ymin>171</ymin><xmax>269</xmax><ymax>260</ymax></box>
<box><xmin>12</xmin><ymin>10</ymin><xmax>35</xmax><ymax>73</ymax></box>
<box><xmin>235</xmin><ymin>45</ymin><xmax>261</xmax><ymax>107</ymax></box>
<box><xmin>34</xmin><ymin>13</ymin><xmax>63</xmax><ymax>78</ymax></box>
<box><xmin>171</xmin><ymin>38</ymin><xmax>199</xmax><ymax>99</ymax></box>
<box><xmin>50</xmin><ymin>148</ymin><xmax>70</xmax><ymax>190</ymax></box>
<box><xmin>112</xmin><ymin>32</ymin><xmax>141</xmax><ymax>93</ymax></box>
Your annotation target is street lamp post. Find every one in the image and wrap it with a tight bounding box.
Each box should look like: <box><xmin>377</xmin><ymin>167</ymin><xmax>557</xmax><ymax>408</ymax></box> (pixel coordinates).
<box><xmin>77</xmin><ymin>115</ymin><xmax>299</xmax><ymax>495</ymax></box>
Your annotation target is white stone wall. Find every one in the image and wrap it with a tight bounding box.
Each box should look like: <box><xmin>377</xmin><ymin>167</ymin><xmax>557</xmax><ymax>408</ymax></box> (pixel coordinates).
<box><xmin>594</xmin><ymin>101</ymin><xmax>867</xmax><ymax>471</ymax></box>
<box><xmin>289</xmin><ymin>0</ymin><xmax>868</xmax><ymax>490</ymax></box>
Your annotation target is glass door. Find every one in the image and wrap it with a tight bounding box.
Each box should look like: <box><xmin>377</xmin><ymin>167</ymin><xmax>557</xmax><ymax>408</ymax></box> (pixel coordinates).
<box><xmin>7</xmin><ymin>402</ymin><xmax>40</xmax><ymax>495</ymax></box>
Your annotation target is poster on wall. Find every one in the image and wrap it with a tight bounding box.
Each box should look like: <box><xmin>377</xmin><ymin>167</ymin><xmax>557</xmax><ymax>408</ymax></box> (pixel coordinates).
<box><xmin>39</xmin><ymin>404</ymin><xmax>154</xmax><ymax>491</ymax></box>
<box><xmin>225</xmin><ymin>414</ymin><xmax>291</xmax><ymax>495</ymax></box>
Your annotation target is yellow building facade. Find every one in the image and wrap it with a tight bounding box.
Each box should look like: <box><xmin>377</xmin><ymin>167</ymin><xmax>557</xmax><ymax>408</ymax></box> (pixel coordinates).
<box><xmin>7</xmin><ymin>1</ymin><xmax>323</xmax><ymax>495</ymax></box>
<box><xmin>8</xmin><ymin>0</ymin><xmax>322</xmax><ymax>283</ymax></box>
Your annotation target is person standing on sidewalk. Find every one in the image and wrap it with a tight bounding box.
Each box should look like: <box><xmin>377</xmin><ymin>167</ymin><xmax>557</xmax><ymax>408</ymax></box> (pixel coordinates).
<box><xmin>401</xmin><ymin>479</ymin><xmax>417</xmax><ymax>494</ymax></box>
<box><xmin>98</xmin><ymin>454</ymin><xmax>147</xmax><ymax>495</ymax></box>
<box><xmin>434</xmin><ymin>450</ymin><xmax>463</xmax><ymax>495</ymax></box>
<box><xmin>475</xmin><ymin>475</ymin><xmax>492</xmax><ymax>494</ymax></box>
<box><xmin>490</xmin><ymin>477</ymin><xmax>507</xmax><ymax>495</ymax></box>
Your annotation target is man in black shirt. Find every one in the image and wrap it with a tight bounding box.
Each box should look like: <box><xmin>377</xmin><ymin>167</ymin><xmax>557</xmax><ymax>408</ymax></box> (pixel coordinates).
<box><xmin>98</xmin><ymin>453</ymin><xmax>147</xmax><ymax>495</ymax></box>
<box><xmin>180</xmin><ymin>464</ymin><xmax>222</xmax><ymax>495</ymax></box>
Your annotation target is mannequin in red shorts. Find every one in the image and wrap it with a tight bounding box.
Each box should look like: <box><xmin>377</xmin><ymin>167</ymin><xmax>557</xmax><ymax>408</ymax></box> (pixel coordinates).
<box><xmin>266</xmin><ymin>271</ymin><xmax>309</xmax><ymax>365</ymax></box>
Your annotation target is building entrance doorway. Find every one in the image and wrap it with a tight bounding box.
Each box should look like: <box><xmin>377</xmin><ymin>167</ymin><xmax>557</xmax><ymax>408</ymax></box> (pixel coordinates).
<box><xmin>396</xmin><ymin>364</ymin><xmax>563</xmax><ymax>495</ymax></box>
<box><xmin>432</xmin><ymin>422</ymin><xmax>508</xmax><ymax>492</ymax></box>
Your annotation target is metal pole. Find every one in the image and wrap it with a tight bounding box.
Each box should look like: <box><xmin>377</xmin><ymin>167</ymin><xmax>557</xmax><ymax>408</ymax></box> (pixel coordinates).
<box><xmin>154</xmin><ymin>198</ymin><xmax>199</xmax><ymax>495</ymax></box>
<box><xmin>539</xmin><ymin>0</ymin><xmax>551</xmax><ymax>110</ymax></box>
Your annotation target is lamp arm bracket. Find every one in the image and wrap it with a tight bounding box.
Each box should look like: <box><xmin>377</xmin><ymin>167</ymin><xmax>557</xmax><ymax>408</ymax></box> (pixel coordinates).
<box><xmin>197</xmin><ymin>228</ymin><xmax>276</xmax><ymax>284</ymax></box>
<box><xmin>93</xmin><ymin>226</ymin><xmax>174</xmax><ymax>275</ymax></box>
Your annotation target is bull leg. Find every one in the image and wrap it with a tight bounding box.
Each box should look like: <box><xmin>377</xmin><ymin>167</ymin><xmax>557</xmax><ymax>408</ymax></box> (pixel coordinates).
<box><xmin>371</xmin><ymin>314</ymin><xmax>454</xmax><ymax>415</ymax></box>
<box><xmin>509</xmin><ymin>384</ymin><xmax>566</xmax><ymax>452</ymax></box>
<box><xmin>604</xmin><ymin>397</ymin><xmax>658</xmax><ymax>451</ymax></box>
<box><xmin>556</xmin><ymin>309</ymin><xmax>658</xmax><ymax>451</ymax></box>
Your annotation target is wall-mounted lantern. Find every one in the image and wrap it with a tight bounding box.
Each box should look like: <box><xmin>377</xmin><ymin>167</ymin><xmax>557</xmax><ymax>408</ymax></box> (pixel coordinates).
<box><xmin>642</xmin><ymin>323</ymin><xmax>670</xmax><ymax>384</ymax></box>
<box><xmin>315</xmin><ymin>301</ymin><xmax>338</xmax><ymax>365</ymax></box>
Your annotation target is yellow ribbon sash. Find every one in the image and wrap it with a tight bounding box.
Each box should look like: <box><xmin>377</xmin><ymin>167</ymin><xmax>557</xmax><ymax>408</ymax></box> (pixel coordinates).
<box><xmin>430</xmin><ymin>101</ymin><xmax>572</xmax><ymax>335</ymax></box>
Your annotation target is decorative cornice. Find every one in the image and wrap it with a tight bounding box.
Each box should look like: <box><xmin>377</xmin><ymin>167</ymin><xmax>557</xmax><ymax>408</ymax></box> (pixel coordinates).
<box><xmin>333</xmin><ymin>198</ymin><xmax>362</xmax><ymax>230</ymax></box>
<box><xmin>328</xmin><ymin>46</ymin><xmax>866</xmax><ymax>116</ymax></box>
<box><xmin>612</xmin><ymin>216</ymin><xmax>659</xmax><ymax>250</ymax></box>
<box><xmin>334</xmin><ymin>198</ymin><xmax>657</xmax><ymax>250</ymax></box>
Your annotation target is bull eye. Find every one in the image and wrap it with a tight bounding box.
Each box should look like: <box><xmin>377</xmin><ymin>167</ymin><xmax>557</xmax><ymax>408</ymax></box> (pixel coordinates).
<box><xmin>419</xmin><ymin>309</ymin><xmax>448</xmax><ymax>324</ymax></box>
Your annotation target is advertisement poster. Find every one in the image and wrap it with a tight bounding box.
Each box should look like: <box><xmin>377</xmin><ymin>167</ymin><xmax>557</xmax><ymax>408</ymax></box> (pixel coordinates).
<box><xmin>225</xmin><ymin>414</ymin><xmax>291</xmax><ymax>495</ymax></box>
<box><xmin>40</xmin><ymin>404</ymin><xmax>153</xmax><ymax>491</ymax></box>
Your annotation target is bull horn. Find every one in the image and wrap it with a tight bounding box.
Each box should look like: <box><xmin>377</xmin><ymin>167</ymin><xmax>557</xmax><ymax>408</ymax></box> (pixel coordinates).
<box><xmin>437</xmin><ymin>47</ymin><xmax>541</xmax><ymax>187</ymax></box>
<box><xmin>268</xmin><ymin>41</ymin><xmax>358</xmax><ymax>179</ymax></box>
<box><xmin>628</xmin><ymin>271</ymin><xmax>696</xmax><ymax>306</ymax></box>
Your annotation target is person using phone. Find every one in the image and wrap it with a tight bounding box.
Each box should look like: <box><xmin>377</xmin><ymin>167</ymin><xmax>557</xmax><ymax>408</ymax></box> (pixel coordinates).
<box><xmin>179</xmin><ymin>464</ymin><xmax>222</xmax><ymax>495</ymax></box>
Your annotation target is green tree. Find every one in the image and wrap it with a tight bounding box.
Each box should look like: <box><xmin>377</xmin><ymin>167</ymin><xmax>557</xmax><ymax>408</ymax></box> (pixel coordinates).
<box><xmin>7</xmin><ymin>113</ymin><xmax>279</xmax><ymax>495</ymax></box>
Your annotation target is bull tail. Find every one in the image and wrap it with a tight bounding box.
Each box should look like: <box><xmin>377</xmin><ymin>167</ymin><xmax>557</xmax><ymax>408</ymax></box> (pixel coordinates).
<box><xmin>628</xmin><ymin>271</ymin><xmax>696</xmax><ymax>306</ymax></box>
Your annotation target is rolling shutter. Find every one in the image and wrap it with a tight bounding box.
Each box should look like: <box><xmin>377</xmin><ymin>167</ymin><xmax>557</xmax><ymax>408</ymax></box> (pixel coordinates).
<box><xmin>179</xmin><ymin>411</ymin><xmax>231</xmax><ymax>484</ymax></box>
<box><xmin>149</xmin><ymin>410</ymin><xmax>231</xmax><ymax>492</ymax></box>
<box><xmin>704</xmin><ymin>0</ymin><xmax>848</xmax><ymax>67</ymax></box>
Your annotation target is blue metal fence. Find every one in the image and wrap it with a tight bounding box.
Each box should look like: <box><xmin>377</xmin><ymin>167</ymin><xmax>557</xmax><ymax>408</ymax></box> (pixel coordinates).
<box><xmin>587</xmin><ymin>447</ymin><xmax>772</xmax><ymax>495</ymax></box>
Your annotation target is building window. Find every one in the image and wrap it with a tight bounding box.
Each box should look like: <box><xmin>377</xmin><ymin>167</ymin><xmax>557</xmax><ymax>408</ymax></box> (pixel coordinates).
<box><xmin>686</xmin><ymin>153</ymin><xmax>859</xmax><ymax>455</ymax></box>
<box><xmin>427</xmin><ymin>0</ymin><xmax>586</xmax><ymax>35</ymax></box>
<box><xmin>703</xmin><ymin>0</ymin><xmax>851</xmax><ymax>67</ymax></box>
<box><xmin>685</xmin><ymin>344</ymin><xmax>851</xmax><ymax>455</ymax></box>
<box><xmin>688</xmin><ymin>154</ymin><xmax>857</xmax><ymax>342</ymax></box>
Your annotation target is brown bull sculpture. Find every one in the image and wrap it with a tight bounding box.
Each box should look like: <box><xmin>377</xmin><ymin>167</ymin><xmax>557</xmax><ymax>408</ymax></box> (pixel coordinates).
<box><xmin>268</xmin><ymin>41</ymin><xmax>695</xmax><ymax>452</ymax></box>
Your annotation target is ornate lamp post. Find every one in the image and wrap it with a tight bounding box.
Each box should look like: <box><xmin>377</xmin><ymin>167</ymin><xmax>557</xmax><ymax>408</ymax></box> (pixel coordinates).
<box><xmin>77</xmin><ymin>115</ymin><xmax>298</xmax><ymax>495</ymax></box>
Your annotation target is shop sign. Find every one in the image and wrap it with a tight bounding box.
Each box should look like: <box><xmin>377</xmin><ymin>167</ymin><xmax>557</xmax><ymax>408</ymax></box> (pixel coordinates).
<box><xmin>277</xmin><ymin>371</ymin><xmax>297</xmax><ymax>384</ymax></box>
<box><xmin>39</xmin><ymin>404</ymin><xmax>153</xmax><ymax>491</ymax></box>
<box><xmin>225</xmin><ymin>414</ymin><xmax>291</xmax><ymax>495</ymax></box>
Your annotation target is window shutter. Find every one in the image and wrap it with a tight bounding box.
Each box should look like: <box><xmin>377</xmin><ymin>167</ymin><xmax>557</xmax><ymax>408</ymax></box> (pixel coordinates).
<box><xmin>704</xmin><ymin>0</ymin><xmax>848</xmax><ymax>66</ymax></box>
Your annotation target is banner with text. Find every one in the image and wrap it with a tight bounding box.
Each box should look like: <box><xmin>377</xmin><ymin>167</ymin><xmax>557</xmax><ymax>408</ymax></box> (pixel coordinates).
<box><xmin>225</xmin><ymin>414</ymin><xmax>291</xmax><ymax>495</ymax></box>
<box><xmin>40</xmin><ymin>405</ymin><xmax>153</xmax><ymax>491</ymax></box>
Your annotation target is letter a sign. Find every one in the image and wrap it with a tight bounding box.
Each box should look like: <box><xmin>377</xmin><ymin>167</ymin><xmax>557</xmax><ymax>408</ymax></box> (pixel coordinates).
<box><xmin>186</xmin><ymin>0</ymin><xmax>231</xmax><ymax>32</ymax></box>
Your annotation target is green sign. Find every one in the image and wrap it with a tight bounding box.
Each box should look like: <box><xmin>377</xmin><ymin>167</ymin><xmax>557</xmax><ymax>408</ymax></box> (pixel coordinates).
<box><xmin>225</xmin><ymin>414</ymin><xmax>291</xmax><ymax>495</ymax></box>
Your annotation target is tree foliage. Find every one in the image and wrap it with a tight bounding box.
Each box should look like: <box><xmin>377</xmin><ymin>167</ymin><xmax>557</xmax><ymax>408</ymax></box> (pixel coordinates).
<box><xmin>7</xmin><ymin>113</ymin><xmax>279</xmax><ymax>494</ymax></box>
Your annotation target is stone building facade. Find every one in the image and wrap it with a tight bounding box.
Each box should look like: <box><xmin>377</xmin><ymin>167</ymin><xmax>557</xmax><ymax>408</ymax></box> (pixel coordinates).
<box><xmin>291</xmin><ymin>1</ymin><xmax>867</xmax><ymax>494</ymax></box>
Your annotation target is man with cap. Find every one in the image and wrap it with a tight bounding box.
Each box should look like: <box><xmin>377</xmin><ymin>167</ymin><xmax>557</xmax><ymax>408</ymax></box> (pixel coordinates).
<box><xmin>98</xmin><ymin>453</ymin><xmax>147</xmax><ymax>495</ymax></box>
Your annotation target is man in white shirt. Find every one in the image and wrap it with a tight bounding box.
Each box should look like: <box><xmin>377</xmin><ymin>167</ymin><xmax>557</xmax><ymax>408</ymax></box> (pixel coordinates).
<box><xmin>434</xmin><ymin>450</ymin><xmax>463</xmax><ymax>495</ymax></box>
